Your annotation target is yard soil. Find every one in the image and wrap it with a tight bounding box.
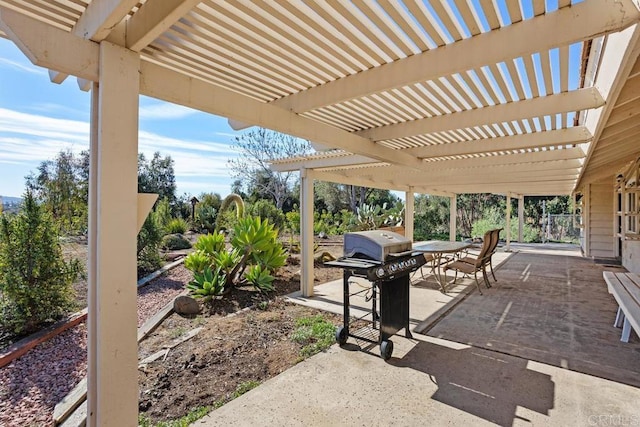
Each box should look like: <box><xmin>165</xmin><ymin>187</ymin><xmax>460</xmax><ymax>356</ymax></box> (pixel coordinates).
<box><xmin>75</xmin><ymin>235</ymin><xmax>344</xmax><ymax>424</ymax></box>
<box><xmin>138</xmin><ymin>300</ymin><xmax>346</xmax><ymax>422</ymax></box>
<box><xmin>138</xmin><ymin>237</ymin><xmax>346</xmax><ymax>423</ymax></box>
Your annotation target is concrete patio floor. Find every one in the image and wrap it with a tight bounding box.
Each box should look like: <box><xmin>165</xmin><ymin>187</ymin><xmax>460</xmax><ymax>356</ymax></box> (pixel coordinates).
<box><xmin>195</xmin><ymin>244</ymin><xmax>640</xmax><ymax>426</ymax></box>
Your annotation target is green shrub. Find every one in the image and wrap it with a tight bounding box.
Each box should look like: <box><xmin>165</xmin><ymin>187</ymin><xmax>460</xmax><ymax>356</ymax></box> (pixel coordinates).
<box><xmin>161</xmin><ymin>234</ymin><xmax>192</xmax><ymax>250</ymax></box>
<box><xmin>215</xmin><ymin>208</ymin><xmax>240</xmax><ymax>233</ymax></box>
<box><xmin>285</xmin><ymin>210</ymin><xmax>300</xmax><ymax>234</ymax></box>
<box><xmin>253</xmin><ymin>245</ymin><xmax>287</xmax><ymax>273</ymax></box>
<box><xmin>471</xmin><ymin>207</ymin><xmax>503</xmax><ymax>239</ymax></box>
<box><xmin>195</xmin><ymin>205</ymin><xmax>217</xmax><ymax>234</ymax></box>
<box><xmin>0</xmin><ymin>193</ymin><xmax>81</xmax><ymax>335</ymax></box>
<box><xmin>248</xmin><ymin>200</ymin><xmax>285</xmax><ymax>231</ymax></box>
<box><xmin>165</xmin><ymin>218</ymin><xmax>188</xmax><ymax>234</ymax></box>
<box><xmin>155</xmin><ymin>197</ymin><xmax>172</xmax><ymax>231</ymax></box>
<box><xmin>137</xmin><ymin>211</ymin><xmax>164</xmax><ymax>276</ymax></box>
<box><xmin>471</xmin><ymin>207</ymin><xmax>541</xmax><ymax>243</ymax></box>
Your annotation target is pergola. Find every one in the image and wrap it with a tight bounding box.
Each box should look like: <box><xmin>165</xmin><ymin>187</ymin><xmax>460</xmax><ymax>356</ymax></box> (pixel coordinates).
<box><xmin>2</xmin><ymin>1</ymin><xmax>640</xmax><ymax>425</ymax></box>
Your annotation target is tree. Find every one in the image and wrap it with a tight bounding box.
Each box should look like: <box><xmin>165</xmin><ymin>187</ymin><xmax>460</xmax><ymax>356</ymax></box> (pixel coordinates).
<box><xmin>0</xmin><ymin>192</ymin><xmax>80</xmax><ymax>334</ymax></box>
<box><xmin>228</xmin><ymin>128</ymin><xmax>311</xmax><ymax>209</ymax></box>
<box><xmin>313</xmin><ymin>182</ymin><xmax>399</xmax><ymax>214</ymax></box>
<box><xmin>25</xmin><ymin>150</ymin><xmax>89</xmax><ymax>235</ymax></box>
<box><xmin>138</xmin><ymin>152</ymin><xmax>177</xmax><ymax>206</ymax></box>
<box><xmin>456</xmin><ymin>194</ymin><xmax>504</xmax><ymax>237</ymax></box>
<box><xmin>414</xmin><ymin>194</ymin><xmax>450</xmax><ymax>239</ymax></box>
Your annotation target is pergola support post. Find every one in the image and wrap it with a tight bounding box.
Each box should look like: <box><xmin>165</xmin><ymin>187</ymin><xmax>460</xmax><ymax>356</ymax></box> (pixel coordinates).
<box><xmin>450</xmin><ymin>195</ymin><xmax>457</xmax><ymax>241</ymax></box>
<box><xmin>405</xmin><ymin>189</ymin><xmax>414</xmax><ymax>241</ymax></box>
<box><xmin>518</xmin><ymin>196</ymin><xmax>525</xmax><ymax>242</ymax></box>
<box><xmin>300</xmin><ymin>168</ymin><xmax>315</xmax><ymax>297</ymax></box>
<box><xmin>87</xmin><ymin>41</ymin><xmax>140</xmax><ymax>427</ymax></box>
<box><xmin>506</xmin><ymin>194</ymin><xmax>512</xmax><ymax>251</ymax></box>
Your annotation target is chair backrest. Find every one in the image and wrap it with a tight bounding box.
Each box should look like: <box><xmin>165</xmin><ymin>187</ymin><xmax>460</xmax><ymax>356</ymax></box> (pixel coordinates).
<box><xmin>488</xmin><ymin>228</ymin><xmax>502</xmax><ymax>254</ymax></box>
<box><xmin>473</xmin><ymin>230</ymin><xmax>494</xmax><ymax>266</ymax></box>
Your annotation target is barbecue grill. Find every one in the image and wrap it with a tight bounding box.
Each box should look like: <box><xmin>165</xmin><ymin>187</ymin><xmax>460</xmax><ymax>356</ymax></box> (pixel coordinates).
<box><xmin>326</xmin><ymin>230</ymin><xmax>426</xmax><ymax>360</ymax></box>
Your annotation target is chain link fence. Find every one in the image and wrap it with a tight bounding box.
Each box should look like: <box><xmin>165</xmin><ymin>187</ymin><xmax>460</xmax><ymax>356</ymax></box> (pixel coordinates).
<box><xmin>541</xmin><ymin>214</ymin><xmax>580</xmax><ymax>243</ymax></box>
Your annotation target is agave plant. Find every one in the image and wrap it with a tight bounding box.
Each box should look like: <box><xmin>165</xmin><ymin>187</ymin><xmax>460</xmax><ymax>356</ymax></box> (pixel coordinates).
<box><xmin>212</xmin><ymin>248</ymin><xmax>242</xmax><ymax>288</ymax></box>
<box><xmin>254</xmin><ymin>245</ymin><xmax>287</xmax><ymax>273</ymax></box>
<box><xmin>184</xmin><ymin>250</ymin><xmax>211</xmax><ymax>275</ymax></box>
<box><xmin>187</xmin><ymin>266</ymin><xmax>225</xmax><ymax>301</ymax></box>
<box><xmin>193</xmin><ymin>232</ymin><xmax>225</xmax><ymax>256</ymax></box>
<box><xmin>245</xmin><ymin>265</ymin><xmax>275</xmax><ymax>293</ymax></box>
<box><xmin>231</xmin><ymin>216</ymin><xmax>277</xmax><ymax>255</ymax></box>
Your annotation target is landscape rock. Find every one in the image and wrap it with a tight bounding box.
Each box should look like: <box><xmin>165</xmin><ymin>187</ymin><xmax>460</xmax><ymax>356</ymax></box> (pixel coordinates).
<box><xmin>173</xmin><ymin>295</ymin><xmax>201</xmax><ymax>315</ymax></box>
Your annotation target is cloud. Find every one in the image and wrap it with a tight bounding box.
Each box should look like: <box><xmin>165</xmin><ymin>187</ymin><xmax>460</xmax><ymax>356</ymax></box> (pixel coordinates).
<box><xmin>139</xmin><ymin>103</ymin><xmax>198</xmax><ymax>120</ymax></box>
<box><xmin>176</xmin><ymin>180</ymin><xmax>231</xmax><ymax>196</ymax></box>
<box><xmin>0</xmin><ymin>108</ymin><xmax>89</xmax><ymax>144</ymax></box>
<box><xmin>0</xmin><ymin>107</ymin><xmax>239</xmax><ymax>185</ymax></box>
<box><xmin>0</xmin><ymin>58</ymin><xmax>47</xmax><ymax>75</ymax></box>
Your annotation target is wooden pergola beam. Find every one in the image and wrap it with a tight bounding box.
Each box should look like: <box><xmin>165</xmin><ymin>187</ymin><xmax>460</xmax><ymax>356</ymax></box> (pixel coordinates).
<box><xmin>271</xmin><ymin>0</ymin><xmax>640</xmax><ymax>113</ymax></box>
<box><xmin>357</xmin><ymin>88</ymin><xmax>603</xmax><ymax>142</ymax></box>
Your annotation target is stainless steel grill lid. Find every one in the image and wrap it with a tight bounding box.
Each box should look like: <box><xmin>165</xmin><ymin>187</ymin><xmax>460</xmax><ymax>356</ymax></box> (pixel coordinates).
<box><xmin>343</xmin><ymin>230</ymin><xmax>412</xmax><ymax>261</ymax></box>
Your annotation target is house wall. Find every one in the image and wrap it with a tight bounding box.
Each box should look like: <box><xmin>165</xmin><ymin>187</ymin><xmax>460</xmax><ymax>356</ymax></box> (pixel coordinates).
<box><xmin>588</xmin><ymin>181</ymin><xmax>615</xmax><ymax>259</ymax></box>
<box><xmin>622</xmin><ymin>240</ymin><xmax>640</xmax><ymax>272</ymax></box>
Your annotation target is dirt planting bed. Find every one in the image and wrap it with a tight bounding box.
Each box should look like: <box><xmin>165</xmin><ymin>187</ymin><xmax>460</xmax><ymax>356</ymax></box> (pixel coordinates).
<box><xmin>1</xmin><ymin>238</ymin><xmax>345</xmax><ymax>426</ymax></box>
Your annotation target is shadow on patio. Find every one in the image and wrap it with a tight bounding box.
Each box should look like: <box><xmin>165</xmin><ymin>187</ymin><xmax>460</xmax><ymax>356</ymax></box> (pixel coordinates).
<box><xmin>389</xmin><ymin>340</ymin><xmax>554</xmax><ymax>426</ymax></box>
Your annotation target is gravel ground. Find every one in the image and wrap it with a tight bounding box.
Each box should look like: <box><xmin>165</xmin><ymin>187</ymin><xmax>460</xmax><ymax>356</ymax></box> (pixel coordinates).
<box><xmin>0</xmin><ymin>264</ymin><xmax>189</xmax><ymax>427</ymax></box>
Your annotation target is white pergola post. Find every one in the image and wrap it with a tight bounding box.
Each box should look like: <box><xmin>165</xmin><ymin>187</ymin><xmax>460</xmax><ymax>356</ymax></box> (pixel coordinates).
<box><xmin>506</xmin><ymin>194</ymin><xmax>512</xmax><ymax>251</ymax></box>
<box><xmin>405</xmin><ymin>189</ymin><xmax>414</xmax><ymax>241</ymax></box>
<box><xmin>518</xmin><ymin>196</ymin><xmax>525</xmax><ymax>242</ymax></box>
<box><xmin>300</xmin><ymin>168</ymin><xmax>315</xmax><ymax>297</ymax></box>
<box><xmin>87</xmin><ymin>41</ymin><xmax>140</xmax><ymax>427</ymax></box>
<box><xmin>449</xmin><ymin>194</ymin><xmax>457</xmax><ymax>241</ymax></box>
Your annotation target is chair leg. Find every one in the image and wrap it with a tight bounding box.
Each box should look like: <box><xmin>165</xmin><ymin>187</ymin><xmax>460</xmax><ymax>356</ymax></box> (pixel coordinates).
<box><xmin>481</xmin><ymin>266</ymin><xmax>491</xmax><ymax>289</ymax></box>
<box><xmin>490</xmin><ymin>259</ymin><xmax>497</xmax><ymax>281</ymax></box>
<box><xmin>473</xmin><ymin>271</ymin><xmax>483</xmax><ymax>295</ymax></box>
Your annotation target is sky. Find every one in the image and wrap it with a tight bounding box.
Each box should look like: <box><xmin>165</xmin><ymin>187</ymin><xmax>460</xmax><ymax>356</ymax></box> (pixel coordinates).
<box><xmin>0</xmin><ymin>0</ymin><xmax>581</xmax><ymax>200</ymax></box>
<box><xmin>0</xmin><ymin>38</ymin><xmax>243</xmax><ymax>198</ymax></box>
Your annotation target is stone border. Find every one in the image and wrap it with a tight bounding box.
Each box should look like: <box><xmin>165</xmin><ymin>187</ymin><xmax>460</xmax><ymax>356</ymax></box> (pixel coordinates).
<box><xmin>137</xmin><ymin>257</ymin><xmax>185</xmax><ymax>288</ymax></box>
<box><xmin>0</xmin><ymin>308</ymin><xmax>88</xmax><ymax>369</ymax></box>
<box><xmin>1</xmin><ymin>258</ymin><xmax>186</xmax><ymax>370</ymax></box>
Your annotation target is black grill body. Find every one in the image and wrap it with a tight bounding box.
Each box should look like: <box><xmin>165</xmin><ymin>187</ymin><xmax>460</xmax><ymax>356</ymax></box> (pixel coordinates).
<box><xmin>326</xmin><ymin>231</ymin><xmax>425</xmax><ymax>360</ymax></box>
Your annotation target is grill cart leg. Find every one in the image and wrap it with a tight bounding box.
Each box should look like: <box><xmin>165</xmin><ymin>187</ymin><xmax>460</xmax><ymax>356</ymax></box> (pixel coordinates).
<box><xmin>336</xmin><ymin>326</ymin><xmax>348</xmax><ymax>345</ymax></box>
<box><xmin>380</xmin><ymin>340</ymin><xmax>393</xmax><ymax>360</ymax></box>
<box><xmin>372</xmin><ymin>282</ymin><xmax>378</xmax><ymax>329</ymax></box>
<box><xmin>336</xmin><ymin>271</ymin><xmax>351</xmax><ymax>345</ymax></box>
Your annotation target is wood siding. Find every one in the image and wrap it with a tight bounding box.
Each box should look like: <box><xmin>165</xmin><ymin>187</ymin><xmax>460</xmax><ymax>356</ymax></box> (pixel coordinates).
<box><xmin>588</xmin><ymin>181</ymin><xmax>615</xmax><ymax>258</ymax></box>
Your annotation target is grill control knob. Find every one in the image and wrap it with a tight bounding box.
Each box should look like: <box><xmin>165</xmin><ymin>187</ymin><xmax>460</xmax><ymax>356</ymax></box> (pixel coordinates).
<box><xmin>376</xmin><ymin>267</ymin><xmax>386</xmax><ymax>278</ymax></box>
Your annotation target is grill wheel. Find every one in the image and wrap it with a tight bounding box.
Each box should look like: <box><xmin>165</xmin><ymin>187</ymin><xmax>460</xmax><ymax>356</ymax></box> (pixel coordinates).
<box><xmin>380</xmin><ymin>340</ymin><xmax>393</xmax><ymax>360</ymax></box>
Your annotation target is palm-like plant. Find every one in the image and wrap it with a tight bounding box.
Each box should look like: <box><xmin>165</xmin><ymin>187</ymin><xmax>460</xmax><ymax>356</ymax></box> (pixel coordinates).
<box><xmin>194</xmin><ymin>232</ymin><xmax>225</xmax><ymax>256</ymax></box>
<box><xmin>245</xmin><ymin>265</ymin><xmax>275</xmax><ymax>292</ymax></box>
<box><xmin>184</xmin><ymin>250</ymin><xmax>210</xmax><ymax>275</ymax></box>
<box><xmin>187</xmin><ymin>266</ymin><xmax>225</xmax><ymax>301</ymax></box>
<box><xmin>184</xmin><ymin>203</ymin><xmax>287</xmax><ymax>300</ymax></box>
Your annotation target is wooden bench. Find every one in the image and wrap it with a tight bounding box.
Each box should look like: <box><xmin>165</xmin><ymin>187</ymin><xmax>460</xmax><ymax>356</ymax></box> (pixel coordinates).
<box><xmin>603</xmin><ymin>271</ymin><xmax>640</xmax><ymax>342</ymax></box>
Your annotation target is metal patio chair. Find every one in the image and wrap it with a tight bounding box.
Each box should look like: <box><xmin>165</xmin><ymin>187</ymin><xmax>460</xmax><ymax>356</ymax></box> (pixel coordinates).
<box><xmin>442</xmin><ymin>230</ymin><xmax>494</xmax><ymax>294</ymax></box>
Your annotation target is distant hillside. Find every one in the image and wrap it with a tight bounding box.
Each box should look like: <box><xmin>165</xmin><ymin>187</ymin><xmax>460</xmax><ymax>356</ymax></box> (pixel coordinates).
<box><xmin>1</xmin><ymin>196</ymin><xmax>23</xmax><ymax>213</ymax></box>
<box><xmin>1</xmin><ymin>196</ymin><xmax>23</xmax><ymax>205</ymax></box>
